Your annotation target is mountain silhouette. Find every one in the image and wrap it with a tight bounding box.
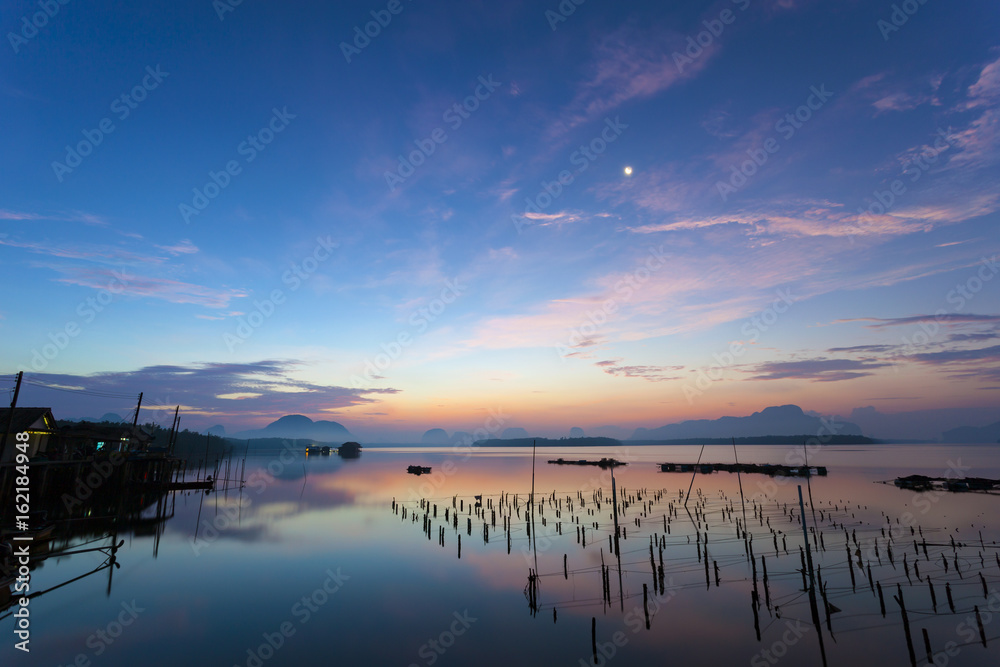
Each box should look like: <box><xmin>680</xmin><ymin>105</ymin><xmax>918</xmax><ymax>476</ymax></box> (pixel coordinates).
<box><xmin>632</xmin><ymin>405</ymin><xmax>863</xmax><ymax>440</ymax></box>
<box><xmin>421</xmin><ymin>428</ymin><xmax>450</xmax><ymax>444</ymax></box>
<box><xmin>941</xmin><ymin>420</ymin><xmax>1000</xmax><ymax>443</ymax></box>
<box><xmin>231</xmin><ymin>414</ymin><xmax>352</xmax><ymax>442</ymax></box>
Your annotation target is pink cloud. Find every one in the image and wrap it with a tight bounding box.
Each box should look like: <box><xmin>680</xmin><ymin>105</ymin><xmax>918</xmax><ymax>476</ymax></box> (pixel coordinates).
<box><xmin>547</xmin><ymin>23</ymin><xmax>711</xmax><ymax>140</ymax></box>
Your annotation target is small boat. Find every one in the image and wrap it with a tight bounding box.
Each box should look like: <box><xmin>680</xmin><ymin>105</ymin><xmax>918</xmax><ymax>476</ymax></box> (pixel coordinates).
<box><xmin>407</xmin><ymin>465</ymin><xmax>432</xmax><ymax>475</ymax></box>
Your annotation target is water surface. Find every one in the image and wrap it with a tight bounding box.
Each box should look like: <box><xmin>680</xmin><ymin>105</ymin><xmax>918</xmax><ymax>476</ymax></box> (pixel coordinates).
<box><xmin>5</xmin><ymin>443</ymin><xmax>1000</xmax><ymax>666</ymax></box>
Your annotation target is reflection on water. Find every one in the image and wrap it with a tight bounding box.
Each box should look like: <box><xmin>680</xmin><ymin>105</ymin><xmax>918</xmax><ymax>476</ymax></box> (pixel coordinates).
<box><xmin>3</xmin><ymin>444</ymin><xmax>999</xmax><ymax>666</ymax></box>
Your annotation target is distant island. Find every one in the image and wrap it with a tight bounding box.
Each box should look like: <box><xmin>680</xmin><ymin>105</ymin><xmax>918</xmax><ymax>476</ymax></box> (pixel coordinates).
<box><xmin>631</xmin><ymin>435</ymin><xmax>876</xmax><ymax>445</ymax></box>
<box><xmin>474</xmin><ymin>437</ymin><xmax>623</xmax><ymax>447</ymax></box>
<box><xmin>631</xmin><ymin>405</ymin><xmax>864</xmax><ymax>440</ymax></box>
<box><xmin>472</xmin><ymin>434</ymin><xmax>874</xmax><ymax>447</ymax></box>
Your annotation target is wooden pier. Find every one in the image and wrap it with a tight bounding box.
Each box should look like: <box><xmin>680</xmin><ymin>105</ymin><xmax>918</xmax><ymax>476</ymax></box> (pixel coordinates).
<box><xmin>890</xmin><ymin>474</ymin><xmax>999</xmax><ymax>492</ymax></box>
<box><xmin>547</xmin><ymin>458</ymin><xmax>627</xmax><ymax>469</ymax></box>
<box><xmin>658</xmin><ymin>461</ymin><xmax>827</xmax><ymax>476</ymax></box>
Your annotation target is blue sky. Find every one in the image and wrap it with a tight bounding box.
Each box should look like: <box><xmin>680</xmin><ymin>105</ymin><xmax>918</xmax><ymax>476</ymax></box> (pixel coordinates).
<box><xmin>2</xmin><ymin>0</ymin><xmax>999</xmax><ymax>440</ymax></box>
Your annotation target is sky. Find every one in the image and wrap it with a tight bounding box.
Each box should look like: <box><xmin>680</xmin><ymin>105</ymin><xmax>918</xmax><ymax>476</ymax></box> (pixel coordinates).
<box><xmin>1</xmin><ymin>0</ymin><xmax>999</xmax><ymax>441</ymax></box>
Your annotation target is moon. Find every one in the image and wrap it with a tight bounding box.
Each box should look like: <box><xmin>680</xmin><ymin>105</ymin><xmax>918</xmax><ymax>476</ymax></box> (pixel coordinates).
<box><xmin>624</xmin><ymin>166</ymin><xmax>633</xmax><ymax>176</ymax></box>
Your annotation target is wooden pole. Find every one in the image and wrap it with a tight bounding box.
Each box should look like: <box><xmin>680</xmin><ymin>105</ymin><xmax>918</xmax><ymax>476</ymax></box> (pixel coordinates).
<box><xmin>131</xmin><ymin>392</ymin><xmax>143</xmax><ymax>429</ymax></box>
<box><xmin>167</xmin><ymin>406</ymin><xmax>179</xmax><ymax>454</ymax></box>
<box><xmin>592</xmin><ymin>617</ymin><xmax>597</xmax><ymax>663</ymax></box>
<box><xmin>203</xmin><ymin>434</ymin><xmax>211</xmax><ymax>480</ymax></box>
<box><xmin>612</xmin><ymin>465</ymin><xmax>624</xmax><ymax>611</ymax></box>
<box><xmin>922</xmin><ymin>628</ymin><xmax>933</xmax><ymax>665</ymax></box>
<box><xmin>684</xmin><ymin>443</ymin><xmax>706</xmax><ymax>509</ymax></box>
<box><xmin>798</xmin><ymin>486</ymin><xmax>828</xmax><ymax>667</ymax></box>
<box><xmin>0</xmin><ymin>371</ymin><xmax>23</xmax><ymax>462</ymax></box>
<box><xmin>894</xmin><ymin>584</ymin><xmax>917</xmax><ymax>667</ymax></box>
<box><xmin>643</xmin><ymin>583</ymin><xmax>650</xmax><ymax>629</ymax></box>
<box><xmin>733</xmin><ymin>437</ymin><xmax>748</xmax><ymax>533</ymax></box>
<box><xmin>975</xmin><ymin>606</ymin><xmax>988</xmax><ymax>647</ymax></box>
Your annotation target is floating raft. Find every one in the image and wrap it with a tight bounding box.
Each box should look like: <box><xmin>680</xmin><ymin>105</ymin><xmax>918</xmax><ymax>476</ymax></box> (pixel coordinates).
<box><xmin>547</xmin><ymin>458</ymin><xmax>627</xmax><ymax>469</ymax></box>
<box><xmin>891</xmin><ymin>474</ymin><xmax>999</xmax><ymax>492</ymax></box>
<box><xmin>407</xmin><ymin>465</ymin><xmax>432</xmax><ymax>475</ymax></box>
<box><xmin>659</xmin><ymin>462</ymin><xmax>827</xmax><ymax>477</ymax></box>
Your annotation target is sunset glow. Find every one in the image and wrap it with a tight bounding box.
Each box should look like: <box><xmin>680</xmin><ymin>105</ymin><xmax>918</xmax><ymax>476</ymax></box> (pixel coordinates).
<box><xmin>2</xmin><ymin>1</ymin><xmax>998</xmax><ymax>442</ymax></box>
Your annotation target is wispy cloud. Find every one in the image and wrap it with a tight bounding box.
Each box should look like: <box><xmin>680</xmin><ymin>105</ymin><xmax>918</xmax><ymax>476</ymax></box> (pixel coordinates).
<box><xmin>910</xmin><ymin>344</ymin><xmax>1000</xmax><ymax>365</ymax></box>
<box><xmin>0</xmin><ymin>209</ymin><xmax>45</xmax><ymax>221</ymax></box>
<box><xmin>21</xmin><ymin>361</ymin><xmax>393</xmax><ymax>428</ymax></box>
<box><xmin>964</xmin><ymin>53</ymin><xmax>1000</xmax><ymax>108</ymax></box>
<box><xmin>745</xmin><ymin>357</ymin><xmax>891</xmax><ymax>382</ymax></box>
<box><xmin>835</xmin><ymin>314</ymin><xmax>1000</xmax><ymax>329</ymax></box>
<box><xmin>0</xmin><ymin>237</ymin><xmax>169</xmax><ymax>265</ymax></box>
<box><xmin>596</xmin><ymin>359</ymin><xmax>684</xmax><ymax>382</ymax></box>
<box><xmin>907</xmin><ymin>344</ymin><xmax>1000</xmax><ymax>384</ymax></box>
<box><xmin>156</xmin><ymin>239</ymin><xmax>199</xmax><ymax>255</ymax></box>
<box><xmin>627</xmin><ymin>192</ymin><xmax>1000</xmax><ymax>239</ymax></box>
<box><xmin>547</xmin><ymin>22</ymin><xmax>708</xmax><ymax>140</ymax></box>
<box><xmin>53</xmin><ymin>266</ymin><xmax>249</xmax><ymax>308</ymax></box>
<box><xmin>0</xmin><ymin>209</ymin><xmax>109</xmax><ymax>226</ymax></box>
<box><xmin>827</xmin><ymin>344</ymin><xmax>898</xmax><ymax>353</ymax></box>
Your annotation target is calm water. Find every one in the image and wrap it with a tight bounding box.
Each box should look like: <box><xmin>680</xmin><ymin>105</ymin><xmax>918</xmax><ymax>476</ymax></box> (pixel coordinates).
<box><xmin>4</xmin><ymin>443</ymin><xmax>1000</xmax><ymax>666</ymax></box>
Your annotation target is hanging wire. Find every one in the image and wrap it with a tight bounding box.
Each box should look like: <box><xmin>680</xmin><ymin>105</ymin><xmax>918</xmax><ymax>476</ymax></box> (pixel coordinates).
<box><xmin>20</xmin><ymin>378</ymin><xmax>136</xmax><ymax>399</ymax></box>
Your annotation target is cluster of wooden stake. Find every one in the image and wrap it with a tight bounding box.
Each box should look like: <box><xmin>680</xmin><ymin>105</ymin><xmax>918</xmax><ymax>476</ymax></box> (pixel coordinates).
<box><xmin>391</xmin><ymin>477</ymin><xmax>1000</xmax><ymax>665</ymax></box>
